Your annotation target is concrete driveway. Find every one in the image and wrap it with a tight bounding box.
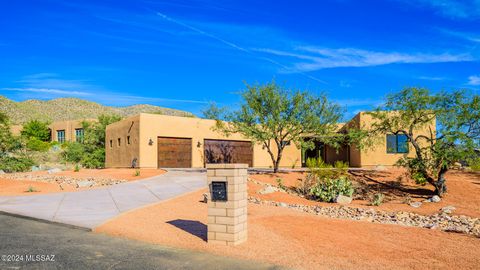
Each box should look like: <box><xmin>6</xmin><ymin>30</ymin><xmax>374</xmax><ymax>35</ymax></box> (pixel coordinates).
<box><xmin>0</xmin><ymin>170</ymin><xmax>206</xmax><ymax>229</ymax></box>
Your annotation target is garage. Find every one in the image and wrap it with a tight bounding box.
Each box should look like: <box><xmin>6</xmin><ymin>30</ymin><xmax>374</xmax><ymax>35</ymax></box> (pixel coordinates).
<box><xmin>204</xmin><ymin>139</ymin><xmax>253</xmax><ymax>167</ymax></box>
<box><xmin>157</xmin><ymin>137</ymin><xmax>192</xmax><ymax>168</ymax></box>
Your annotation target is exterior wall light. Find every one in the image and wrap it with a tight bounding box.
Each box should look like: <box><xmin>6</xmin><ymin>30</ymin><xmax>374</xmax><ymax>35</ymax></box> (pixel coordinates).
<box><xmin>197</xmin><ymin>141</ymin><xmax>202</xmax><ymax>148</ymax></box>
<box><xmin>148</xmin><ymin>138</ymin><xmax>154</xmax><ymax>145</ymax></box>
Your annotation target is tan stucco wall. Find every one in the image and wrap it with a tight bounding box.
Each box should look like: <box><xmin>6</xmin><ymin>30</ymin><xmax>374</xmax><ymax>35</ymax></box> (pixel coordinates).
<box><xmin>105</xmin><ymin>115</ymin><xmax>140</xmax><ymax>168</ymax></box>
<box><xmin>49</xmin><ymin>119</ymin><xmax>96</xmax><ymax>142</ymax></box>
<box><xmin>348</xmin><ymin>112</ymin><xmax>436</xmax><ymax>167</ymax></box>
<box><xmin>106</xmin><ymin>113</ymin><xmax>302</xmax><ymax>169</ymax></box>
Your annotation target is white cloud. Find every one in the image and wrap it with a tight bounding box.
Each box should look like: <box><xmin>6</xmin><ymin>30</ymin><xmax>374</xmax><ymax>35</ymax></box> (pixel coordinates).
<box><xmin>2</xmin><ymin>87</ymin><xmax>91</xmax><ymax>96</ymax></box>
<box><xmin>468</xmin><ymin>75</ymin><xmax>480</xmax><ymax>85</ymax></box>
<box><xmin>155</xmin><ymin>12</ymin><xmax>327</xmax><ymax>84</ymax></box>
<box><xmin>396</xmin><ymin>0</ymin><xmax>480</xmax><ymax>19</ymax></box>
<box><xmin>254</xmin><ymin>47</ymin><xmax>472</xmax><ymax>72</ymax></box>
<box><xmin>438</xmin><ymin>28</ymin><xmax>480</xmax><ymax>43</ymax></box>
<box><xmin>418</xmin><ymin>76</ymin><xmax>447</xmax><ymax>81</ymax></box>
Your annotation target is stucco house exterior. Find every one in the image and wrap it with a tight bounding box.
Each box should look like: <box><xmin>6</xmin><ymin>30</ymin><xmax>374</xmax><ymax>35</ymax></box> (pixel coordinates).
<box><xmin>11</xmin><ymin>119</ymin><xmax>96</xmax><ymax>143</ymax></box>
<box><xmin>105</xmin><ymin>112</ymin><xmax>435</xmax><ymax>169</ymax></box>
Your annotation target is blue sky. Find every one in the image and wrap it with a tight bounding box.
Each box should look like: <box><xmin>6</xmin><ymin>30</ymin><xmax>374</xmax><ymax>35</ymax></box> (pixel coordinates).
<box><xmin>1</xmin><ymin>0</ymin><xmax>479</xmax><ymax>120</ymax></box>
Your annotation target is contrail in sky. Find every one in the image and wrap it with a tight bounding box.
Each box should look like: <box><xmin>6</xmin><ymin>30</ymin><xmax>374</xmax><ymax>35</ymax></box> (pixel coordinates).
<box><xmin>156</xmin><ymin>12</ymin><xmax>327</xmax><ymax>84</ymax></box>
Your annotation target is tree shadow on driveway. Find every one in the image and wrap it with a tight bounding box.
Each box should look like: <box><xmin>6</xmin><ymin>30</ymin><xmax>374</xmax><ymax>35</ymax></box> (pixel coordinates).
<box><xmin>167</xmin><ymin>219</ymin><xmax>207</xmax><ymax>241</ymax></box>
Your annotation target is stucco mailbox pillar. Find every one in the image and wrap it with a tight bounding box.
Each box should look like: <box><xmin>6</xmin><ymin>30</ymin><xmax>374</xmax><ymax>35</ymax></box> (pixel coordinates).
<box><xmin>206</xmin><ymin>163</ymin><xmax>248</xmax><ymax>246</ymax></box>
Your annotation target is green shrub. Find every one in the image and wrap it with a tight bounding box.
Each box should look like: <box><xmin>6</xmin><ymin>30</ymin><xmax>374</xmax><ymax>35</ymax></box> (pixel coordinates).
<box><xmin>74</xmin><ymin>164</ymin><xmax>81</xmax><ymax>172</ymax></box>
<box><xmin>411</xmin><ymin>171</ymin><xmax>427</xmax><ymax>185</ymax></box>
<box><xmin>21</xmin><ymin>120</ymin><xmax>51</xmax><ymax>141</ymax></box>
<box><xmin>276</xmin><ymin>178</ymin><xmax>287</xmax><ymax>190</ymax></box>
<box><xmin>81</xmin><ymin>148</ymin><xmax>105</xmax><ymax>169</ymax></box>
<box><xmin>26</xmin><ymin>137</ymin><xmax>51</xmax><ymax>152</ymax></box>
<box><xmin>397</xmin><ymin>157</ymin><xmax>430</xmax><ymax>185</ymax></box>
<box><xmin>134</xmin><ymin>169</ymin><xmax>140</xmax><ymax>177</ymax></box>
<box><xmin>306</xmin><ymin>157</ymin><xmax>348</xmax><ymax>180</ymax></box>
<box><xmin>62</xmin><ymin>142</ymin><xmax>85</xmax><ymax>163</ymax></box>
<box><xmin>469</xmin><ymin>158</ymin><xmax>480</xmax><ymax>171</ymax></box>
<box><xmin>309</xmin><ymin>176</ymin><xmax>354</xmax><ymax>202</ymax></box>
<box><xmin>371</xmin><ymin>193</ymin><xmax>385</xmax><ymax>206</ymax></box>
<box><xmin>334</xmin><ymin>160</ymin><xmax>349</xmax><ymax>170</ymax></box>
<box><xmin>0</xmin><ymin>156</ymin><xmax>35</xmax><ymax>173</ymax></box>
<box><xmin>26</xmin><ymin>186</ymin><xmax>38</xmax><ymax>193</ymax></box>
<box><xmin>306</xmin><ymin>157</ymin><xmax>330</xmax><ymax>169</ymax></box>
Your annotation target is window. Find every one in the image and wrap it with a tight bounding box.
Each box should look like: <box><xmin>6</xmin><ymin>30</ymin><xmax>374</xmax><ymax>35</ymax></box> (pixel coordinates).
<box><xmin>118</xmin><ymin>138</ymin><xmax>121</xmax><ymax>147</ymax></box>
<box><xmin>127</xmin><ymin>136</ymin><xmax>131</xmax><ymax>145</ymax></box>
<box><xmin>57</xmin><ymin>130</ymin><xmax>65</xmax><ymax>143</ymax></box>
<box><xmin>386</xmin><ymin>134</ymin><xmax>409</xmax><ymax>154</ymax></box>
<box><xmin>109</xmin><ymin>140</ymin><xmax>113</xmax><ymax>148</ymax></box>
<box><xmin>75</xmin><ymin>128</ymin><xmax>84</xmax><ymax>143</ymax></box>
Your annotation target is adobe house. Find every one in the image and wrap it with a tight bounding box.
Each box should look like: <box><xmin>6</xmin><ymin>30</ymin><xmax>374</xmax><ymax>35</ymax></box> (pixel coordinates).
<box><xmin>49</xmin><ymin>119</ymin><xmax>96</xmax><ymax>143</ymax></box>
<box><xmin>105</xmin><ymin>112</ymin><xmax>435</xmax><ymax>169</ymax></box>
<box><xmin>11</xmin><ymin>119</ymin><xmax>96</xmax><ymax>143</ymax></box>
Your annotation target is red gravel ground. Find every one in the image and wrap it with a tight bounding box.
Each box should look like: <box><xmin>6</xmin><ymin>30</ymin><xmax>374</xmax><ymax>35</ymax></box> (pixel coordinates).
<box><xmin>0</xmin><ymin>168</ymin><xmax>165</xmax><ymax>196</ymax></box>
<box><xmin>95</xmin><ymin>189</ymin><xmax>480</xmax><ymax>270</ymax></box>
<box><xmin>250</xmin><ymin>169</ymin><xmax>480</xmax><ymax>217</ymax></box>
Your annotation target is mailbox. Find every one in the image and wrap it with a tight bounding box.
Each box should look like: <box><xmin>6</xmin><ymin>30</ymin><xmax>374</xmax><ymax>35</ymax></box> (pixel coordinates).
<box><xmin>211</xmin><ymin>181</ymin><xmax>227</xmax><ymax>201</ymax></box>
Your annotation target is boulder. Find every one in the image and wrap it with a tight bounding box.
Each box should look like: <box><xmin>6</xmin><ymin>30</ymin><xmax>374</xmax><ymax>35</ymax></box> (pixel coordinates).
<box><xmin>409</xmin><ymin>202</ymin><xmax>422</xmax><ymax>208</ymax></box>
<box><xmin>76</xmin><ymin>180</ymin><xmax>95</xmax><ymax>188</ymax></box>
<box><xmin>47</xmin><ymin>168</ymin><xmax>62</xmax><ymax>174</ymax></box>
<box><xmin>279</xmin><ymin>202</ymin><xmax>288</xmax><ymax>208</ymax></box>
<box><xmin>334</xmin><ymin>195</ymin><xmax>353</xmax><ymax>204</ymax></box>
<box><xmin>31</xmin><ymin>166</ymin><xmax>41</xmax><ymax>172</ymax></box>
<box><xmin>0</xmin><ymin>170</ymin><xmax>4</xmax><ymax>175</ymax></box>
<box><xmin>440</xmin><ymin>205</ymin><xmax>456</xmax><ymax>214</ymax></box>
<box><xmin>431</xmin><ymin>195</ymin><xmax>441</xmax><ymax>203</ymax></box>
<box><xmin>258</xmin><ymin>186</ymin><xmax>278</xmax><ymax>195</ymax></box>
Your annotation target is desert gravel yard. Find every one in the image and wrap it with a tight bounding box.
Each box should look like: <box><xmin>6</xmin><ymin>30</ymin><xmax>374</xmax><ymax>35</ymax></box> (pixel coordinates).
<box><xmin>95</xmin><ymin>188</ymin><xmax>480</xmax><ymax>270</ymax></box>
<box><xmin>249</xmin><ymin>169</ymin><xmax>480</xmax><ymax>217</ymax></box>
<box><xmin>0</xmin><ymin>168</ymin><xmax>165</xmax><ymax>196</ymax></box>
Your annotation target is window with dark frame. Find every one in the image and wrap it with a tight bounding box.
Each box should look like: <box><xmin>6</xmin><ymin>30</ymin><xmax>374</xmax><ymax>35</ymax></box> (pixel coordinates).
<box><xmin>386</xmin><ymin>134</ymin><xmax>409</xmax><ymax>154</ymax></box>
<box><xmin>127</xmin><ymin>136</ymin><xmax>131</xmax><ymax>145</ymax></box>
<box><xmin>57</xmin><ymin>130</ymin><xmax>65</xmax><ymax>143</ymax></box>
<box><xmin>118</xmin><ymin>138</ymin><xmax>121</xmax><ymax>147</ymax></box>
<box><xmin>110</xmin><ymin>140</ymin><xmax>113</xmax><ymax>148</ymax></box>
<box><xmin>75</xmin><ymin>128</ymin><xmax>84</xmax><ymax>143</ymax></box>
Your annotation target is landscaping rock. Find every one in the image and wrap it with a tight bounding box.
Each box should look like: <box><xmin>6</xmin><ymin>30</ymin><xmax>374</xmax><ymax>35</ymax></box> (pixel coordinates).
<box><xmin>248</xmin><ymin>196</ymin><xmax>480</xmax><ymax>237</ymax></box>
<box><xmin>0</xmin><ymin>170</ymin><xmax>4</xmax><ymax>174</ymax></box>
<box><xmin>409</xmin><ymin>202</ymin><xmax>422</xmax><ymax>208</ymax></box>
<box><xmin>258</xmin><ymin>186</ymin><xmax>278</xmax><ymax>194</ymax></box>
<box><xmin>279</xmin><ymin>202</ymin><xmax>288</xmax><ymax>207</ymax></box>
<box><xmin>431</xmin><ymin>195</ymin><xmax>441</xmax><ymax>203</ymax></box>
<box><xmin>440</xmin><ymin>206</ymin><xmax>456</xmax><ymax>214</ymax></box>
<box><xmin>334</xmin><ymin>195</ymin><xmax>353</xmax><ymax>204</ymax></box>
<box><xmin>31</xmin><ymin>166</ymin><xmax>41</xmax><ymax>172</ymax></box>
<box><xmin>47</xmin><ymin>168</ymin><xmax>62</xmax><ymax>174</ymax></box>
<box><xmin>76</xmin><ymin>180</ymin><xmax>95</xmax><ymax>188</ymax></box>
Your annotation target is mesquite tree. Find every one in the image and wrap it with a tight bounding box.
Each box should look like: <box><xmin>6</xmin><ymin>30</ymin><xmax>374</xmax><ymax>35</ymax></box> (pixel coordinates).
<box><xmin>367</xmin><ymin>87</ymin><xmax>479</xmax><ymax>196</ymax></box>
<box><xmin>204</xmin><ymin>81</ymin><xmax>343</xmax><ymax>172</ymax></box>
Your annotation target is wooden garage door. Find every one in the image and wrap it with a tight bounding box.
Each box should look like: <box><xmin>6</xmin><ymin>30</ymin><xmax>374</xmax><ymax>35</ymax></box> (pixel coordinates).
<box><xmin>157</xmin><ymin>137</ymin><xmax>192</xmax><ymax>168</ymax></box>
<box><xmin>204</xmin><ymin>139</ymin><xmax>253</xmax><ymax>167</ymax></box>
